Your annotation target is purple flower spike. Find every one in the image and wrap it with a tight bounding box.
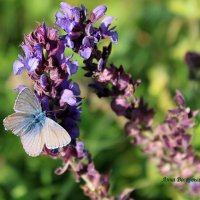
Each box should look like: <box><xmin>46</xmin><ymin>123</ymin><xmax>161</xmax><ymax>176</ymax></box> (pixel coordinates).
<box><xmin>56</xmin><ymin>2</ymin><xmax>86</xmax><ymax>34</ymax></box>
<box><xmin>90</xmin><ymin>5</ymin><xmax>107</xmax><ymax>23</ymax></box>
<box><xmin>55</xmin><ymin>3</ymin><xmax>118</xmax><ymax>60</ymax></box>
<box><xmin>13</xmin><ymin>23</ymin><xmax>81</xmax><ymax>143</ymax></box>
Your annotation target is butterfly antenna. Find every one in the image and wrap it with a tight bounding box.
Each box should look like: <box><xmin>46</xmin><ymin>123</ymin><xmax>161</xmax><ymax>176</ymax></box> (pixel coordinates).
<box><xmin>46</xmin><ymin>109</ymin><xmax>64</xmax><ymax>113</ymax></box>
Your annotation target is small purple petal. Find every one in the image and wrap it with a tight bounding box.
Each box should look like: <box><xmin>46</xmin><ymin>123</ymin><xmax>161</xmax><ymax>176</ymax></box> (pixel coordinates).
<box><xmin>40</xmin><ymin>74</ymin><xmax>48</xmax><ymax>88</ymax></box>
<box><xmin>55</xmin><ymin>13</ymin><xmax>75</xmax><ymax>33</ymax></box>
<box><xmin>21</xmin><ymin>44</ymin><xmax>32</xmax><ymax>58</ymax></box>
<box><xmin>66</xmin><ymin>60</ymin><xmax>78</xmax><ymax>75</ymax></box>
<box><xmin>94</xmin><ymin>31</ymin><xmax>102</xmax><ymax>41</ymax></box>
<box><xmin>55</xmin><ymin>12</ymin><xmax>66</xmax><ymax>29</ymax></box>
<box><xmin>78</xmin><ymin>47</ymin><xmax>92</xmax><ymax>60</ymax></box>
<box><xmin>13</xmin><ymin>60</ymin><xmax>24</xmax><ymax>75</ymax></box>
<box><xmin>101</xmin><ymin>16</ymin><xmax>115</xmax><ymax>29</ymax></box>
<box><xmin>55</xmin><ymin>11</ymin><xmax>64</xmax><ymax>19</ymax></box>
<box><xmin>82</xmin><ymin>36</ymin><xmax>97</xmax><ymax>47</ymax></box>
<box><xmin>110</xmin><ymin>31</ymin><xmax>118</xmax><ymax>43</ymax></box>
<box><xmin>98</xmin><ymin>58</ymin><xmax>103</xmax><ymax>71</ymax></box>
<box><xmin>60</xmin><ymin>2</ymin><xmax>73</xmax><ymax>18</ymax></box>
<box><xmin>60</xmin><ymin>75</ymin><xmax>70</xmax><ymax>90</ymax></box>
<box><xmin>111</xmin><ymin>96</ymin><xmax>130</xmax><ymax>115</ymax></box>
<box><xmin>117</xmin><ymin>73</ymin><xmax>130</xmax><ymax>91</ymax></box>
<box><xmin>65</xmin><ymin>20</ymin><xmax>76</xmax><ymax>33</ymax></box>
<box><xmin>81</xmin><ymin>4</ymin><xmax>87</xmax><ymax>17</ymax></box>
<box><xmin>64</xmin><ymin>35</ymin><xmax>74</xmax><ymax>48</ymax></box>
<box><xmin>65</xmin><ymin>106</ymin><xmax>81</xmax><ymax>121</ymax></box>
<box><xmin>98</xmin><ymin>68</ymin><xmax>113</xmax><ymax>82</ymax></box>
<box><xmin>18</xmin><ymin>54</ymin><xmax>24</xmax><ymax>60</ymax></box>
<box><xmin>41</xmin><ymin>96</ymin><xmax>49</xmax><ymax>111</ymax></box>
<box><xmin>41</xmin><ymin>22</ymin><xmax>48</xmax><ymax>35</ymax></box>
<box><xmin>63</xmin><ymin>120</ymin><xmax>80</xmax><ymax>139</ymax></box>
<box><xmin>34</xmin><ymin>44</ymin><xmax>43</xmax><ymax>60</ymax></box>
<box><xmin>76</xmin><ymin>141</ymin><xmax>85</xmax><ymax>158</ymax></box>
<box><xmin>69</xmin><ymin>82</ymin><xmax>81</xmax><ymax>95</ymax></box>
<box><xmin>175</xmin><ymin>90</ymin><xmax>185</xmax><ymax>107</ymax></box>
<box><xmin>90</xmin><ymin>5</ymin><xmax>107</xmax><ymax>23</ymax></box>
<box><xmin>85</xmin><ymin>24</ymin><xmax>94</xmax><ymax>36</ymax></box>
<box><xmin>48</xmin><ymin>28</ymin><xmax>58</xmax><ymax>40</ymax></box>
<box><xmin>72</xmin><ymin>7</ymin><xmax>81</xmax><ymax>23</ymax></box>
<box><xmin>60</xmin><ymin>89</ymin><xmax>77</xmax><ymax>106</ymax></box>
<box><xmin>26</xmin><ymin>57</ymin><xmax>39</xmax><ymax>72</ymax></box>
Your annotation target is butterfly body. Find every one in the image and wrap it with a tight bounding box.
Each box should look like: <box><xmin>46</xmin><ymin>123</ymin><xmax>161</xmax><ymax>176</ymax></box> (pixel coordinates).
<box><xmin>33</xmin><ymin>112</ymin><xmax>46</xmax><ymax>124</ymax></box>
<box><xmin>20</xmin><ymin>112</ymin><xmax>45</xmax><ymax>136</ymax></box>
<box><xmin>3</xmin><ymin>87</ymin><xmax>71</xmax><ymax>157</ymax></box>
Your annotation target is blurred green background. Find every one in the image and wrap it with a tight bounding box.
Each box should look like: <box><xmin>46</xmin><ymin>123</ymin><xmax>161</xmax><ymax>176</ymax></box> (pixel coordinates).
<box><xmin>1</xmin><ymin>0</ymin><xmax>200</xmax><ymax>199</ymax></box>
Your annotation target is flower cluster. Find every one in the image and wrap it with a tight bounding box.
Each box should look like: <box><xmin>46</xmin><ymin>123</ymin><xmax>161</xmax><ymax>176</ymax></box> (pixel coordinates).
<box><xmin>55</xmin><ymin>2</ymin><xmax>118</xmax><ymax>60</ymax></box>
<box><xmin>124</xmin><ymin>90</ymin><xmax>200</xmax><ymax>194</ymax></box>
<box><xmin>13</xmin><ymin>23</ymin><xmax>81</xmax><ymax>140</ymax></box>
<box><xmin>145</xmin><ymin>92</ymin><xmax>199</xmax><ymax>178</ymax></box>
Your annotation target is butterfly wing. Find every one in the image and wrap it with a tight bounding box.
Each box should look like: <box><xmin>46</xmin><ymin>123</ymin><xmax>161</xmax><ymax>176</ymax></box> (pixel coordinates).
<box><xmin>14</xmin><ymin>87</ymin><xmax>42</xmax><ymax>114</ymax></box>
<box><xmin>20</xmin><ymin>122</ymin><xmax>44</xmax><ymax>157</ymax></box>
<box><xmin>4</xmin><ymin>87</ymin><xmax>45</xmax><ymax>156</ymax></box>
<box><xmin>43</xmin><ymin>117</ymin><xmax>71</xmax><ymax>149</ymax></box>
<box><xmin>3</xmin><ymin>113</ymin><xmax>34</xmax><ymax>136</ymax></box>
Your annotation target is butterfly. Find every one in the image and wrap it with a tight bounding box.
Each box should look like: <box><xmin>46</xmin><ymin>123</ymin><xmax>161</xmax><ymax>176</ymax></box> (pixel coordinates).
<box><xmin>3</xmin><ymin>87</ymin><xmax>71</xmax><ymax>157</ymax></box>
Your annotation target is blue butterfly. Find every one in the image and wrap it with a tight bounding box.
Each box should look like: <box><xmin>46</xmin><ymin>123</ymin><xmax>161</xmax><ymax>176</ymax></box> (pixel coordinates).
<box><xmin>3</xmin><ymin>87</ymin><xmax>71</xmax><ymax>157</ymax></box>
